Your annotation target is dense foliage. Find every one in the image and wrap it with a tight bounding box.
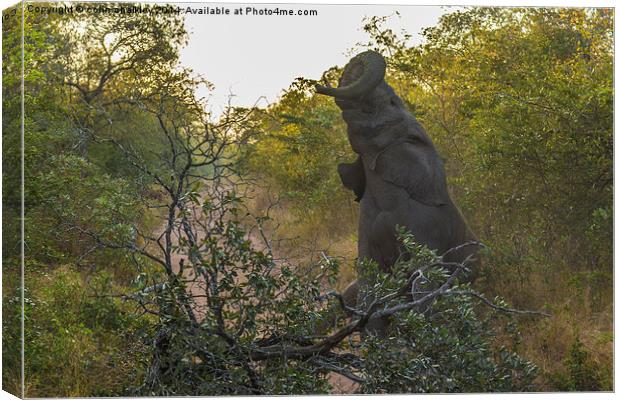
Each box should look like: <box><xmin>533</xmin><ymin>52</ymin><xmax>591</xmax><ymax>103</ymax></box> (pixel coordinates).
<box><xmin>2</xmin><ymin>3</ymin><xmax>191</xmax><ymax>395</ymax></box>
<box><xmin>134</xmin><ymin>220</ymin><xmax>539</xmax><ymax>395</ymax></box>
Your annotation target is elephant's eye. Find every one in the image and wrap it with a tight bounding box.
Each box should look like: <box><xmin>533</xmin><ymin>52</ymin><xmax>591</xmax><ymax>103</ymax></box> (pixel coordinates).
<box><xmin>390</xmin><ymin>98</ymin><xmax>398</xmax><ymax>107</ymax></box>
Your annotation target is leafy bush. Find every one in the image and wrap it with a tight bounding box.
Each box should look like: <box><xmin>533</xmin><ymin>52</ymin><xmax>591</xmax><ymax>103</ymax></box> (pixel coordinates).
<box><xmin>354</xmin><ymin>229</ymin><xmax>539</xmax><ymax>393</ymax></box>
<box><xmin>131</xmin><ymin>191</ymin><xmax>335</xmax><ymax>396</ymax></box>
<box><xmin>132</xmin><ymin>211</ymin><xmax>539</xmax><ymax>394</ymax></box>
<box><xmin>551</xmin><ymin>337</ymin><xmax>608</xmax><ymax>391</ymax></box>
<box><xmin>361</xmin><ymin>292</ymin><xmax>538</xmax><ymax>393</ymax></box>
<box><xmin>3</xmin><ymin>267</ymin><xmax>151</xmax><ymax>397</ymax></box>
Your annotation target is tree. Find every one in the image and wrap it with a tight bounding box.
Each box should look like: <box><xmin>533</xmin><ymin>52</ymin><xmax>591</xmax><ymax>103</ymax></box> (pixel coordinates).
<box><xmin>376</xmin><ymin>8</ymin><xmax>612</xmax><ymax>270</ymax></box>
<box><xmin>2</xmin><ymin>4</ymin><xmax>200</xmax><ymax>396</ymax></box>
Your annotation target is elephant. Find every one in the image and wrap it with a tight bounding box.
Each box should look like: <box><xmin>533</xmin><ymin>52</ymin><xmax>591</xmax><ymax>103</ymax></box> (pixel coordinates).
<box><xmin>315</xmin><ymin>50</ymin><xmax>478</xmax><ymax>335</ymax></box>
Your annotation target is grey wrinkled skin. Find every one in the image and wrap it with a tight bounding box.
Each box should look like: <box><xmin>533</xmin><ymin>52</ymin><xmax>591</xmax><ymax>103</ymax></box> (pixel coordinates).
<box><xmin>317</xmin><ymin>51</ymin><xmax>478</xmax><ymax>335</ymax></box>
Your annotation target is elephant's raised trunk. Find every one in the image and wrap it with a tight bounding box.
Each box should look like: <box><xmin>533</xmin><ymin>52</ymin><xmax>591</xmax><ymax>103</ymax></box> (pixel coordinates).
<box><xmin>315</xmin><ymin>50</ymin><xmax>386</xmax><ymax>99</ymax></box>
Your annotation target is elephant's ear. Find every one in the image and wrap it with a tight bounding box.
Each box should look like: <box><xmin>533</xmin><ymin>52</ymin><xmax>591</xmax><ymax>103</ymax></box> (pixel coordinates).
<box><xmin>372</xmin><ymin>143</ymin><xmax>450</xmax><ymax>206</ymax></box>
<box><xmin>338</xmin><ymin>157</ymin><xmax>365</xmax><ymax>202</ymax></box>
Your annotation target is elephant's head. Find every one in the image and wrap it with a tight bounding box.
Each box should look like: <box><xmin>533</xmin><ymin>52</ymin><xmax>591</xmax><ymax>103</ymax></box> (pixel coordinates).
<box><xmin>316</xmin><ymin>51</ymin><xmax>406</xmax><ymax>138</ymax></box>
<box><xmin>316</xmin><ymin>50</ymin><xmax>449</xmax><ymax>208</ymax></box>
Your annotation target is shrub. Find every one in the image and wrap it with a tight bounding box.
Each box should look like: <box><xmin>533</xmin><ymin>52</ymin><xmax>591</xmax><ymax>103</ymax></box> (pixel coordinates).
<box><xmin>551</xmin><ymin>336</ymin><xmax>607</xmax><ymax>391</ymax></box>
<box><xmin>13</xmin><ymin>268</ymin><xmax>151</xmax><ymax>397</ymax></box>
<box><xmin>361</xmin><ymin>291</ymin><xmax>538</xmax><ymax>393</ymax></box>
<box><xmin>133</xmin><ymin>215</ymin><xmax>540</xmax><ymax>394</ymax></box>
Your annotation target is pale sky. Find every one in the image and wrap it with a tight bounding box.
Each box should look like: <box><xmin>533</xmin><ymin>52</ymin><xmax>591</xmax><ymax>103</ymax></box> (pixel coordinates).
<box><xmin>179</xmin><ymin>3</ymin><xmax>455</xmax><ymax>116</ymax></box>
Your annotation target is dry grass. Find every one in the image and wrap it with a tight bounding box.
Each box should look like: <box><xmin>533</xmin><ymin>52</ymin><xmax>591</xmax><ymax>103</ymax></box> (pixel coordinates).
<box><xmin>478</xmin><ymin>253</ymin><xmax>613</xmax><ymax>391</ymax></box>
<box><xmin>242</xmin><ymin>183</ymin><xmax>359</xmax><ymax>292</ymax></box>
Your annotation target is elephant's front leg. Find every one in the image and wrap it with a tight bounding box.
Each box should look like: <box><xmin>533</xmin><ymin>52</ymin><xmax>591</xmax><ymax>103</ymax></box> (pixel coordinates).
<box><xmin>355</xmin><ymin>209</ymin><xmax>400</xmax><ymax>337</ymax></box>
